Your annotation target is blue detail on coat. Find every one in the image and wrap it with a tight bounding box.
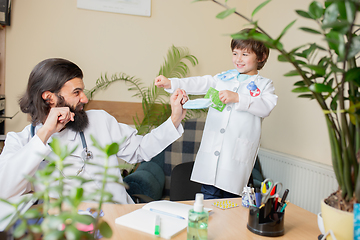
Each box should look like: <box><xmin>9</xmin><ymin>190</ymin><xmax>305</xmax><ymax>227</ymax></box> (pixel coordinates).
<box><xmin>218</xmin><ymin>69</ymin><xmax>239</xmax><ymax>81</ymax></box>
<box><xmin>247</xmin><ymin>81</ymin><xmax>258</xmax><ymax>91</ymax></box>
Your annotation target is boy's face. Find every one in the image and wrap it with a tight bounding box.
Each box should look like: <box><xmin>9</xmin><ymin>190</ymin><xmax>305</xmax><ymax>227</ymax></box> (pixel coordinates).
<box><xmin>232</xmin><ymin>48</ymin><xmax>259</xmax><ymax>75</ymax></box>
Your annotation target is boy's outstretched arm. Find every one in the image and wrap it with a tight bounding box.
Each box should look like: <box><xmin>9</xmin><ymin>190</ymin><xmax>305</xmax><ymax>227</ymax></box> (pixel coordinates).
<box><xmin>155</xmin><ymin>75</ymin><xmax>171</xmax><ymax>89</ymax></box>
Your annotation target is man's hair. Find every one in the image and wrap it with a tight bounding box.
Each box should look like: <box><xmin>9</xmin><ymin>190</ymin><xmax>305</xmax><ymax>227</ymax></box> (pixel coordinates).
<box><xmin>231</xmin><ymin>28</ymin><xmax>269</xmax><ymax>70</ymax></box>
<box><xmin>19</xmin><ymin>58</ymin><xmax>83</xmax><ymax>125</ymax></box>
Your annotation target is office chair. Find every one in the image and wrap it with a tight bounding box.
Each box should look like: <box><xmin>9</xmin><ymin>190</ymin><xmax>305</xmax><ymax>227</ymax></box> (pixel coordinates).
<box><xmin>169</xmin><ymin>161</ymin><xmax>202</xmax><ymax>201</ymax></box>
<box><xmin>169</xmin><ymin>160</ymin><xmax>259</xmax><ymax>201</ymax></box>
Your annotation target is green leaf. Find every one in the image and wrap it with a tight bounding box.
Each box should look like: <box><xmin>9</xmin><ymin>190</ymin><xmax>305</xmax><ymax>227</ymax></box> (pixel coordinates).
<box><xmin>276</xmin><ymin>20</ymin><xmax>296</xmax><ymax>42</ymax></box>
<box><xmin>99</xmin><ymin>221</ymin><xmax>113</xmax><ymax>238</ymax></box>
<box><xmin>43</xmin><ymin>230</ymin><xmax>65</xmax><ymax>240</ymax></box>
<box><xmin>67</xmin><ymin>187</ymin><xmax>84</xmax><ymax>207</ymax></box>
<box><xmin>303</xmin><ymin>64</ymin><xmax>326</xmax><ymax>75</ymax></box>
<box><xmin>294</xmin><ymin>59</ymin><xmax>307</xmax><ymax>65</ymax></box>
<box><xmin>159</xmin><ymin>45</ymin><xmax>198</xmax><ymax>78</ymax></box>
<box><xmin>345</xmin><ymin>0</ymin><xmax>356</xmax><ymax>23</ymax></box>
<box><xmin>29</xmin><ymin>224</ymin><xmax>42</xmax><ymax>234</ymax></box>
<box><xmin>345</xmin><ymin>67</ymin><xmax>360</xmax><ymax>86</ymax></box>
<box><xmin>91</xmin><ymin>134</ymin><xmax>104</xmax><ymax>151</ymax></box>
<box><xmin>298</xmin><ymin>94</ymin><xmax>315</xmax><ymax>99</ymax></box>
<box><xmin>68</xmin><ymin>145</ymin><xmax>78</xmax><ymax>156</ymax></box>
<box><xmin>65</xmin><ymin>225</ymin><xmax>81</xmax><ymax>240</ymax></box>
<box><xmin>292</xmin><ymin>87</ymin><xmax>310</xmax><ymax>93</ymax></box>
<box><xmin>348</xmin><ymin>35</ymin><xmax>360</xmax><ymax>60</ymax></box>
<box><xmin>329</xmin><ymin>66</ymin><xmax>343</xmax><ymax>75</ymax></box>
<box><xmin>0</xmin><ymin>198</ymin><xmax>13</xmax><ymax>206</ymax></box>
<box><xmin>322</xmin><ymin>20</ymin><xmax>350</xmax><ymax>33</ymax></box>
<box><xmin>23</xmin><ymin>209</ymin><xmax>42</xmax><ymax>219</ymax></box>
<box><xmin>73</xmin><ymin>214</ymin><xmax>94</xmax><ymax>225</ymax></box>
<box><xmin>299</xmin><ymin>27</ymin><xmax>321</xmax><ymax>34</ymax></box>
<box><xmin>308</xmin><ymin>1</ymin><xmax>323</xmax><ymax>19</ymax></box>
<box><xmin>309</xmin><ymin>83</ymin><xmax>333</xmax><ymax>93</ymax></box>
<box><xmin>296</xmin><ymin>10</ymin><xmax>313</xmax><ymax>19</ymax></box>
<box><xmin>323</xmin><ymin>3</ymin><xmax>339</xmax><ymax>26</ymax></box>
<box><xmin>252</xmin><ymin>0</ymin><xmax>271</xmax><ymax>17</ymax></box>
<box><xmin>13</xmin><ymin>220</ymin><xmax>27</xmax><ymax>238</ymax></box>
<box><xmin>330</xmin><ymin>93</ymin><xmax>338</xmax><ymax>110</ymax></box>
<box><xmin>325</xmin><ymin>30</ymin><xmax>345</xmax><ymax>58</ymax></box>
<box><xmin>49</xmin><ymin>138</ymin><xmax>61</xmax><ymax>156</ymax></box>
<box><xmin>105</xmin><ymin>142</ymin><xmax>119</xmax><ymax>156</ymax></box>
<box><xmin>300</xmin><ymin>43</ymin><xmax>318</xmax><ymax>59</ymax></box>
<box><xmin>278</xmin><ymin>54</ymin><xmax>290</xmax><ymax>62</ymax></box>
<box><xmin>251</xmin><ymin>32</ymin><xmax>272</xmax><ymax>42</ymax></box>
<box><xmin>294</xmin><ymin>80</ymin><xmax>306</xmax><ymax>86</ymax></box>
<box><xmin>284</xmin><ymin>70</ymin><xmax>301</xmax><ymax>77</ymax></box>
<box><xmin>336</xmin><ymin>0</ymin><xmax>347</xmax><ymax>20</ymax></box>
<box><xmin>216</xmin><ymin>8</ymin><xmax>236</xmax><ymax>19</ymax></box>
<box><xmin>45</xmin><ymin>214</ymin><xmax>69</xmax><ymax>230</ymax></box>
<box><xmin>192</xmin><ymin>0</ymin><xmax>208</xmax><ymax>2</ymax></box>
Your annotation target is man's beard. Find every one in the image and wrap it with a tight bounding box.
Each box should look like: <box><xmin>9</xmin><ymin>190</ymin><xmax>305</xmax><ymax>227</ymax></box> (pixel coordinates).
<box><xmin>55</xmin><ymin>94</ymin><xmax>89</xmax><ymax>132</ymax></box>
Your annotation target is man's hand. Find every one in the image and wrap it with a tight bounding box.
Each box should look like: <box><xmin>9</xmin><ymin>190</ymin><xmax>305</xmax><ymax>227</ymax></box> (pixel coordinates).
<box><xmin>219</xmin><ymin>90</ymin><xmax>239</xmax><ymax>104</ymax></box>
<box><xmin>36</xmin><ymin>107</ymin><xmax>75</xmax><ymax>144</ymax></box>
<box><xmin>170</xmin><ymin>89</ymin><xmax>188</xmax><ymax>128</ymax></box>
<box><xmin>155</xmin><ymin>75</ymin><xmax>171</xmax><ymax>89</ymax></box>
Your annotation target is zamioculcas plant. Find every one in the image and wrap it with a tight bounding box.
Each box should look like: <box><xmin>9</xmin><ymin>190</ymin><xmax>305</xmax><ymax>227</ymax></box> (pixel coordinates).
<box><xmin>195</xmin><ymin>0</ymin><xmax>360</xmax><ymax>212</ymax></box>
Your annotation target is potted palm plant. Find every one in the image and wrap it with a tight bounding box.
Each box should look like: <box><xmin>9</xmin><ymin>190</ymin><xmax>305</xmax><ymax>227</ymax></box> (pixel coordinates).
<box><xmin>194</xmin><ymin>0</ymin><xmax>360</xmax><ymax>239</ymax></box>
<box><xmin>85</xmin><ymin>45</ymin><xmax>206</xmax><ymax>135</ymax></box>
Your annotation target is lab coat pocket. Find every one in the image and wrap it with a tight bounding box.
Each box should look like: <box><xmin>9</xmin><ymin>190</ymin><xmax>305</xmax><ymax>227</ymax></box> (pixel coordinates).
<box><xmin>232</xmin><ymin>138</ymin><xmax>257</xmax><ymax>164</ymax></box>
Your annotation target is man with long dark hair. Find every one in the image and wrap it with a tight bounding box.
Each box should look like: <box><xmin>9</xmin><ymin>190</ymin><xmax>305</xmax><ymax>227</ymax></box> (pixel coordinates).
<box><xmin>0</xmin><ymin>58</ymin><xmax>187</xmax><ymax>204</ymax></box>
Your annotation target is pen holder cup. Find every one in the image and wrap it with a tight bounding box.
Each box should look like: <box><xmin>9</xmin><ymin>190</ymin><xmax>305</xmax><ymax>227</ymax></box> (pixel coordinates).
<box><xmin>247</xmin><ymin>201</ymin><xmax>285</xmax><ymax>237</ymax></box>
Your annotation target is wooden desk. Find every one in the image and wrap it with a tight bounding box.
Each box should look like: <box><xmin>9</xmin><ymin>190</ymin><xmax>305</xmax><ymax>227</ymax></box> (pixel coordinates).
<box><xmin>81</xmin><ymin>198</ymin><xmax>319</xmax><ymax>239</ymax></box>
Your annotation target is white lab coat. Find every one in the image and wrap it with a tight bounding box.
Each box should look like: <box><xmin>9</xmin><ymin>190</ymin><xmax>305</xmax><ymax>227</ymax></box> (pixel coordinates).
<box><xmin>0</xmin><ymin>110</ymin><xmax>183</xmax><ymax>203</ymax></box>
<box><xmin>167</xmin><ymin>70</ymin><xmax>278</xmax><ymax>195</ymax></box>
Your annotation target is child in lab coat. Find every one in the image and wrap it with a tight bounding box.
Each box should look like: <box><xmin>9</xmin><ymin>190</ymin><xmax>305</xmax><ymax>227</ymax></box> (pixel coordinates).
<box><xmin>155</xmin><ymin>29</ymin><xmax>278</xmax><ymax>199</ymax></box>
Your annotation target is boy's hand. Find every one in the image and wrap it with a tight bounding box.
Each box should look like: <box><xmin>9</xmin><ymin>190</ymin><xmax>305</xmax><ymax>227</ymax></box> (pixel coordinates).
<box><xmin>219</xmin><ymin>90</ymin><xmax>239</xmax><ymax>104</ymax></box>
<box><xmin>155</xmin><ymin>75</ymin><xmax>171</xmax><ymax>89</ymax></box>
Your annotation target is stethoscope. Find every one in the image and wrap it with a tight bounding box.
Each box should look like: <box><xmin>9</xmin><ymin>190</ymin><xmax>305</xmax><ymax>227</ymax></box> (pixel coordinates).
<box><xmin>30</xmin><ymin>124</ymin><xmax>93</xmax><ymax>176</ymax></box>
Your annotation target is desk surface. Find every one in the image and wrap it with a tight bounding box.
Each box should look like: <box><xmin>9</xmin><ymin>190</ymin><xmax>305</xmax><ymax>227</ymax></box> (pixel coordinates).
<box><xmin>82</xmin><ymin>198</ymin><xmax>319</xmax><ymax>240</ymax></box>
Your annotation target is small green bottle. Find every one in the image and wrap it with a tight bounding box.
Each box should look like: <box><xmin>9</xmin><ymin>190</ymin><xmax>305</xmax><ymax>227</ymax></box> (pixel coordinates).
<box><xmin>187</xmin><ymin>193</ymin><xmax>209</xmax><ymax>240</ymax></box>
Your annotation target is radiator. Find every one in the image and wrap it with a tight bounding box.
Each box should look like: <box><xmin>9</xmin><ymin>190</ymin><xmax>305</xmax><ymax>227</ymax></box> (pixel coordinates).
<box><xmin>258</xmin><ymin>148</ymin><xmax>339</xmax><ymax>214</ymax></box>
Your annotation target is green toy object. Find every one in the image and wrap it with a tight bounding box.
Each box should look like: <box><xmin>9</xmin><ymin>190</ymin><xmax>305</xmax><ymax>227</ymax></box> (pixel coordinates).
<box><xmin>205</xmin><ymin>87</ymin><xmax>226</xmax><ymax>112</ymax></box>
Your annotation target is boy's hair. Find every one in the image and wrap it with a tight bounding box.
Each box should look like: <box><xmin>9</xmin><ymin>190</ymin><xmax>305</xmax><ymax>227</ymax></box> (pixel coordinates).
<box><xmin>231</xmin><ymin>29</ymin><xmax>269</xmax><ymax>70</ymax></box>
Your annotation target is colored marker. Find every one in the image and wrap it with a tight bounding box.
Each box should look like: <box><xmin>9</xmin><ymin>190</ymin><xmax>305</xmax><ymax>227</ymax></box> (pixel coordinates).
<box><xmin>280</xmin><ymin>189</ymin><xmax>289</xmax><ymax>205</ymax></box>
<box><xmin>255</xmin><ymin>188</ymin><xmax>261</xmax><ymax>207</ymax></box>
<box><xmin>280</xmin><ymin>202</ymin><xmax>288</xmax><ymax>213</ymax></box>
<box><xmin>154</xmin><ymin>215</ymin><xmax>160</xmax><ymax>236</ymax></box>
<box><xmin>274</xmin><ymin>194</ymin><xmax>279</xmax><ymax>211</ymax></box>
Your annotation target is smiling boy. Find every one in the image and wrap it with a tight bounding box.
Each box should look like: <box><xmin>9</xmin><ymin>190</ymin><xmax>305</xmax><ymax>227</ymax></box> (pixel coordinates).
<box><xmin>155</xmin><ymin>29</ymin><xmax>278</xmax><ymax>199</ymax></box>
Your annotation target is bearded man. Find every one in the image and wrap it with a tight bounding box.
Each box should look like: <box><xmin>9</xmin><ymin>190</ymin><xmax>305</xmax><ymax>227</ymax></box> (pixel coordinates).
<box><xmin>0</xmin><ymin>58</ymin><xmax>187</xmax><ymax>204</ymax></box>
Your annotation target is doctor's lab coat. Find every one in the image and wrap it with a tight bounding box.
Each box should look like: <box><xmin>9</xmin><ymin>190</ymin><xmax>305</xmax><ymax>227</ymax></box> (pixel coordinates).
<box><xmin>0</xmin><ymin>110</ymin><xmax>183</xmax><ymax>203</ymax></box>
<box><xmin>167</xmin><ymin>70</ymin><xmax>278</xmax><ymax>195</ymax></box>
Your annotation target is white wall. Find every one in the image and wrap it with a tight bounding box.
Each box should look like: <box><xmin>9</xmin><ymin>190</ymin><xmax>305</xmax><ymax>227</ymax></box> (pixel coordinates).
<box><xmin>4</xmin><ymin>0</ymin><xmax>331</xmax><ymax>166</ymax></box>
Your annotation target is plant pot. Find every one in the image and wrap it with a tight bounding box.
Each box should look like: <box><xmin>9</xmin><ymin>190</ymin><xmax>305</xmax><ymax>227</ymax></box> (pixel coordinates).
<box><xmin>321</xmin><ymin>199</ymin><xmax>353</xmax><ymax>240</ymax></box>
